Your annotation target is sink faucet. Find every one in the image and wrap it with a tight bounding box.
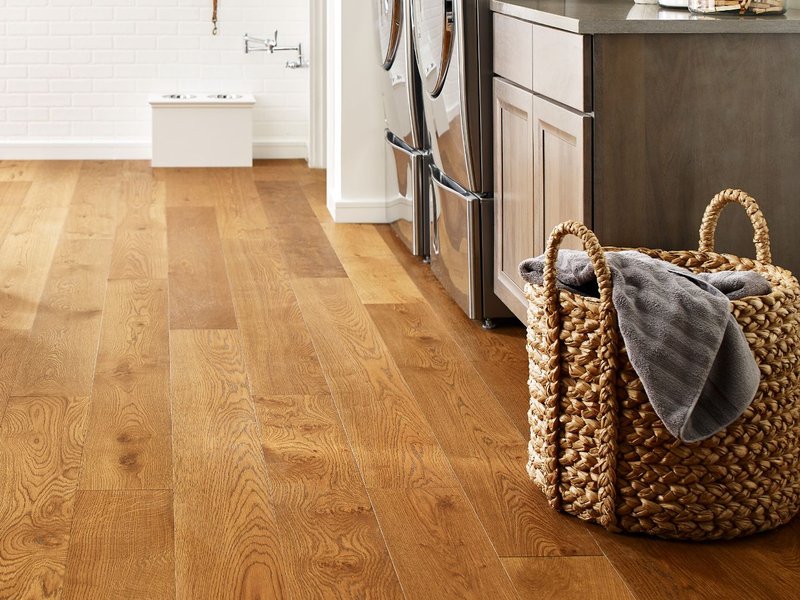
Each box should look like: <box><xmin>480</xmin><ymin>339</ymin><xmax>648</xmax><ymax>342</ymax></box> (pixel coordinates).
<box><xmin>244</xmin><ymin>30</ymin><xmax>309</xmax><ymax>68</ymax></box>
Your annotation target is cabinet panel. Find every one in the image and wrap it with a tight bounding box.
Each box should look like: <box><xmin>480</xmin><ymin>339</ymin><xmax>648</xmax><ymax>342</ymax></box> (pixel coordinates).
<box><xmin>493</xmin><ymin>78</ymin><xmax>535</xmax><ymax>322</ymax></box>
<box><xmin>532</xmin><ymin>24</ymin><xmax>592</xmax><ymax>112</ymax></box>
<box><xmin>493</xmin><ymin>14</ymin><xmax>533</xmax><ymax>90</ymax></box>
<box><xmin>534</xmin><ymin>96</ymin><xmax>592</xmax><ymax>249</ymax></box>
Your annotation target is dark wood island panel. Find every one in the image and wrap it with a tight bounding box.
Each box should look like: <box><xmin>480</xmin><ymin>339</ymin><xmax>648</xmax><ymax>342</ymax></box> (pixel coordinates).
<box><xmin>593</xmin><ymin>33</ymin><xmax>800</xmax><ymax>272</ymax></box>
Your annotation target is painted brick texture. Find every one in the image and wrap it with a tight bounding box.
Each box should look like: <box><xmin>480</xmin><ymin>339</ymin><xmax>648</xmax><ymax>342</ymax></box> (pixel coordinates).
<box><xmin>0</xmin><ymin>0</ymin><xmax>309</xmax><ymax>155</ymax></box>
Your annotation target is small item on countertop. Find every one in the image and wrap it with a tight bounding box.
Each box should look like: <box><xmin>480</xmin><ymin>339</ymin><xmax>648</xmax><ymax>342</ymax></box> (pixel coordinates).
<box><xmin>689</xmin><ymin>0</ymin><xmax>786</xmax><ymax>14</ymax></box>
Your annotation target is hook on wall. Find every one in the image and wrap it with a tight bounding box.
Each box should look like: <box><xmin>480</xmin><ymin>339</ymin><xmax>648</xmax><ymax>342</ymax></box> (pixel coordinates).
<box><xmin>212</xmin><ymin>0</ymin><xmax>219</xmax><ymax>35</ymax></box>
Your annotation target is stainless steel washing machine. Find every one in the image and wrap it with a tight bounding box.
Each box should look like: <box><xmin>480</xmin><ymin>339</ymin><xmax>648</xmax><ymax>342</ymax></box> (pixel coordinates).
<box><xmin>378</xmin><ymin>0</ymin><xmax>430</xmax><ymax>258</ymax></box>
<box><xmin>412</xmin><ymin>0</ymin><xmax>507</xmax><ymax>324</ymax></box>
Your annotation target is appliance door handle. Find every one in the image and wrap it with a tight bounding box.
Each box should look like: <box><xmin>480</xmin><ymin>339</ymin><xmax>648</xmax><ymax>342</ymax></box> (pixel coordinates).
<box><xmin>385</xmin><ymin>130</ymin><xmax>417</xmax><ymax>158</ymax></box>
<box><xmin>430</xmin><ymin>181</ymin><xmax>440</xmax><ymax>255</ymax></box>
<box><xmin>430</xmin><ymin>170</ymin><xmax>459</xmax><ymax>256</ymax></box>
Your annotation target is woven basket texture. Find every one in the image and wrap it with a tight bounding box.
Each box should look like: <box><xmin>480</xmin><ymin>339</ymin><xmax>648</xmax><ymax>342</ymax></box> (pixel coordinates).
<box><xmin>525</xmin><ymin>190</ymin><xmax>800</xmax><ymax>540</ymax></box>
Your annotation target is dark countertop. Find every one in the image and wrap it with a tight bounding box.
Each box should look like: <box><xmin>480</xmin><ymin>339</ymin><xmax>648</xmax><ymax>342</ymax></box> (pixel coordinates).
<box><xmin>490</xmin><ymin>0</ymin><xmax>800</xmax><ymax>33</ymax></box>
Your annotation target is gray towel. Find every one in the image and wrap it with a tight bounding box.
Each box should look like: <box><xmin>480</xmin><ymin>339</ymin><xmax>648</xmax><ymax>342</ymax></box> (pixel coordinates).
<box><xmin>520</xmin><ymin>250</ymin><xmax>771</xmax><ymax>442</ymax></box>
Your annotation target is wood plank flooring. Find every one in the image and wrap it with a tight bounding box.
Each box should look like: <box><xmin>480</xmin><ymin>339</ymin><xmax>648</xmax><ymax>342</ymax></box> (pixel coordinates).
<box><xmin>0</xmin><ymin>159</ymin><xmax>796</xmax><ymax>600</ymax></box>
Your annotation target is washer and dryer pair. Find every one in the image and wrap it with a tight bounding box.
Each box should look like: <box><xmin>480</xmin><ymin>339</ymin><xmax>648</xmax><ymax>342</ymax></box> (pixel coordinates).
<box><xmin>378</xmin><ymin>0</ymin><xmax>508</xmax><ymax>325</ymax></box>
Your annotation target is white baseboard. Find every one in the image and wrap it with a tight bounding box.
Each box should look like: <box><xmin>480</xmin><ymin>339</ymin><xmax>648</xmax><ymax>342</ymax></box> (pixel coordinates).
<box><xmin>0</xmin><ymin>138</ymin><xmax>308</xmax><ymax>161</ymax></box>
<box><xmin>253</xmin><ymin>139</ymin><xmax>308</xmax><ymax>160</ymax></box>
<box><xmin>0</xmin><ymin>140</ymin><xmax>151</xmax><ymax>160</ymax></box>
<box><xmin>331</xmin><ymin>196</ymin><xmax>407</xmax><ymax>224</ymax></box>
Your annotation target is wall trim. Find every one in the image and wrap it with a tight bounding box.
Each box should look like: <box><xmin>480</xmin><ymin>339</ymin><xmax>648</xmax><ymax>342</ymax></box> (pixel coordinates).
<box><xmin>252</xmin><ymin>139</ymin><xmax>308</xmax><ymax>160</ymax></box>
<box><xmin>331</xmin><ymin>196</ymin><xmax>407</xmax><ymax>224</ymax></box>
<box><xmin>308</xmin><ymin>0</ymin><xmax>327</xmax><ymax>169</ymax></box>
<box><xmin>0</xmin><ymin>138</ymin><xmax>308</xmax><ymax>161</ymax></box>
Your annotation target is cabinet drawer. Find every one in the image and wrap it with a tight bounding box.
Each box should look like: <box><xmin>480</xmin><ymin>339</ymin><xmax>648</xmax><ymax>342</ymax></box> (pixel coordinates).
<box><xmin>532</xmin><ymin>24</ymin><xmax>591</xmax><ymax>112</ymax></box>
<box><xmin>493</xmin><ymin>14</ymin><xmax>533</xmax><ymax>90</ymax></box>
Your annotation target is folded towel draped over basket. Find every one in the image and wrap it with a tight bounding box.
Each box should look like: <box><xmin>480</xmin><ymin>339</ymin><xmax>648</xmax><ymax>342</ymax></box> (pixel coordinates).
<box><xmin>520</xmin><ymin>249</ymin><xmax>771</xmax><ymax>442</ymax></box>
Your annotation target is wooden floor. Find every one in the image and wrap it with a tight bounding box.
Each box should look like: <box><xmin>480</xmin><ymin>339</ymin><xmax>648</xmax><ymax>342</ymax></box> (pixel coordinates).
<box><xmin>0</xmin><ymin>159</ymin><xmax>796</xmax><ymax>600</ymax></box>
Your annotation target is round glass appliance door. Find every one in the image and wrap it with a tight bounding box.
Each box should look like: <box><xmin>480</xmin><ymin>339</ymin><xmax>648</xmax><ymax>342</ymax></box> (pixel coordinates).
<box><xmin>378</xmin><ymin>0</ymin><xmax>403</xmax><ymax>70</ymax></box>
<box><xmin>412</xmin><ymin>0</ymin><xmax>454</xmax><ymax>98</ymax></box>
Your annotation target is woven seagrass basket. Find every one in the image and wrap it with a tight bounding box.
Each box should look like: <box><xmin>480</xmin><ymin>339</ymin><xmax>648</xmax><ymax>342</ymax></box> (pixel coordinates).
<box><xmin>525</xmin><ymin>190</ymin><xmax>800</xmax><ymax>540</ymax></box>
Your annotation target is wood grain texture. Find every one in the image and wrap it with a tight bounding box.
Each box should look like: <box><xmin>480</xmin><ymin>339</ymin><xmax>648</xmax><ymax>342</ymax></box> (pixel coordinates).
<box><xmin>13</xmin><ymin>238</ymin><xmax>112</xmax><ymax>397</ymax></box>
<box><xmin>64</xmin><ymin>172</ymin><xmax>119</xmax><ymax>240</ymax></box>
<box><xmin>470</xmin><ymin>356</ymin><xmax>531</xmax><ymax>438</ymax></box>
<box><xmin>0</xmin><ymin>330</ymin><xmax>29</xmax><ymax>419</ymax></box>
<box><xmin>502</xmin><ymin>556</ymin><xmax>634</xmax><ymax>600</ymax></box>
<box><xmin>215</xmin><ymin>168</ymin><xmax>271</xmax><ymax>240</ymax></box>
<box><xmin>255</xmin><ymin>395</ymin><xmax>403</xmax><ymax>598</ymax></box>
<box><xmin>166</xmin><ymin>206</ymin><xmax>237</xmax><ymax>329</ymax></box>
<box><xmin>0</xmin><ymin>160</ymin><xmax>37</xmax><ymax>182</ymax></box>
<box><xmin>0</xmin><ymin>181</ymin><xmax>30</xmax><ymax>242</ymax></box>
<box><xmin>0</xmin><ymin>207</ymin><xmax>68</xmax><ymax>330</ymax></box>
<box><xmin>593</xmin><ymin>520</ymin><xmax>800</xmax><ymax>600</ymax></box>
<box><xmin>378</xmin><ymin>224</ymin><xmax>527</xmax><ymax>363</ymax></box>
<box><xmin>494</xmin><ymin>76</ymin><xmax>536</xmax><ymax>322</ymax></box>
<box><xmin>252</xmin><ymin>159</ymin><xmax>320</xmax><ymax>183</ymax></box>
<box><xmin>81</xmin><ymin>279</ymin><xmax>171</xmax><ymax>490</ymax></box>
<box><xmin>62</xmin><ymin>490</ymin><xmax>175</xmax><ymax>600</ymax></box>
<box><xmin>221</xmin><ymin>237</ymin><xmax>329</xmax><ymax>396</ymax></box>
<box><xmin>323</xmin><ymin>223</ymin><xmax>424</xmax><ymax>304</ymax></box>
<box><xmin>1</xmin><ymin>160</ymin><xmax>794</xmax><ymax>600</ymax></box>
<box><xmin>368</xmin><ymin>302</ymin><xmax>600</xmax><ymax>558</ymax></box>
<box><xmin>162</xmin><ymin>167</ymin><xmax>233</xmax><ymax>208</ymax></box>
<box><xmin>592</xmin><ymin>34</ymin><xmax>800</xmax><ymax>273</ymax></box>
<box><xmin>170</xmin><ymin>329</ymin><xmax>286</xmax><ymax>599</ymax></box>
<box><xmin>379</xmin><ymin>224</ymin><xmax>531</xmax><ymax>434</ymax></box>
<box><xmin>256</xmin><ymin>181</ymin><xmax>346</xmax><ymax>279</ymax></box>
<box><xmin>293</xmin><ymin>277</ymin><xmax>458</xmax><ymax>490</ymax></box>
<box><xmin>301</xmin><ymin>179</ymin><xmax>332</xmax><ymax>224</ymax></box>
<box><xmin>21</xmin><ymin>161</ymin><xmax>81</xmax><ymax>209</ymax></box>
<box><xmin>0</xmin><ymin>396</ymin><xmax>90</xmax><ymax>600</ymax></box>
<box><xmin>109</xmin><ymin>176</ymin><xmax>167</xmax><ymax>280</ymax></box>
<box><xmin>370</xmin><ymin>487</ymin><xmax>517</xmax><ymax>600</ymax></box>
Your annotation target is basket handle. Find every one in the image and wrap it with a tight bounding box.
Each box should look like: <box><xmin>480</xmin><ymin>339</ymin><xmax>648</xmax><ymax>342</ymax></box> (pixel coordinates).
<box><xmin>698</xmin><ymin>189</ymin><xmax>772</xmax><ymax>264</ymax></box>
<box><xmin>544</xmin><ymin>221</ymin><xmax>614</xmax><ymax>311</ymax></box>
<box><xmin>542</xmin><ymin>221</ymin><xmax>620</xmax><ymax>530</ymax></box>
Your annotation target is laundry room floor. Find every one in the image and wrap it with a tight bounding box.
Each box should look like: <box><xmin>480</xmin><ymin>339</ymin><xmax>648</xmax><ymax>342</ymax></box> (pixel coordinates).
<box><xmin>0</xmin><ymin>160</ymin><xmax>796</xmax><ymax>599</ymax></box>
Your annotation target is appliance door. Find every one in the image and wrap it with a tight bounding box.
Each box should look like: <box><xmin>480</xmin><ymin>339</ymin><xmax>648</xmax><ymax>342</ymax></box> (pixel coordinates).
<box><xmin>412</xmin><ymin>0</ymin><xmax>483</xmax><ymax>193</ymax></box>
<box><xmin>386</xmin><ymin>131</ymin><xmax>429</xmax><ymax>257</ymax></box>
<box><xmin>429</xmin><ymin>164</ymin><xmax>482</xmax><ymax>319</ymax></box>
<box><xmin>378</xmin><ymin>0</ymin><xmax>425</xmax><ymax>149</ymax></box>
<box><xmin>378</xmin><ymin>0</ymin><xmax>403</xmax><ymax>70</ymax></box>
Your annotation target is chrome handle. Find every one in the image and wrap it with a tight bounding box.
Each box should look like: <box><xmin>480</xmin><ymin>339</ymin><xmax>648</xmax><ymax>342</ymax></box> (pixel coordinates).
<box><xmin>385</xmin><ymin>131</ymin><xmax>418</xmax><ymax>158</ymax></box>
<box><xmin>431</xmin><ymin>174</ymin><xmax>450</xmax><ymax>256</ymax></box>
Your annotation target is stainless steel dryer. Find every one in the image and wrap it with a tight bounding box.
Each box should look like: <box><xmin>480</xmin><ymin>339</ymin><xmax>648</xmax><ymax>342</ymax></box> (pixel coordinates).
<box><xmin>378</xmin><ymin>0</ymin><xmax>430</xmax><ymax>258</ymax></box>
<box><xmin>412</xmin><ymin>0</ymin><xmax>507</xmax><ymax>325</ymax></box>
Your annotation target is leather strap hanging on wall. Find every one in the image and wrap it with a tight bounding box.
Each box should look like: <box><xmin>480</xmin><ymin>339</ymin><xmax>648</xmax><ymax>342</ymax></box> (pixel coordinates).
<box><xmin>212</xmin><ymin>0</ymin><xmax>219</xmax><ymax>35</ymax></box>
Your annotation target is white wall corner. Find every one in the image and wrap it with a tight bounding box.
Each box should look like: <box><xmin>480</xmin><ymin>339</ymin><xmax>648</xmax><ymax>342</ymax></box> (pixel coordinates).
<box><xmin>325</xmin><ymin>0</ymin><xmax>388</xmax><ymax>224</ymax></box>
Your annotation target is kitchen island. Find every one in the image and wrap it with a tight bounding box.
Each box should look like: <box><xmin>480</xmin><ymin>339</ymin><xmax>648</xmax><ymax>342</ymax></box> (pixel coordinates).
<box><xmin>491</xmin><ymin>0</ymin><xmax>800</xmax><ymax>320</ymax></box>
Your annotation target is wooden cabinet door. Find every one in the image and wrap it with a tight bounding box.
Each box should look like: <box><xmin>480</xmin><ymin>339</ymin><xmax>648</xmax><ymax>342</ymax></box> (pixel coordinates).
<box><xmin>494</xmin><ymin>77</ymin><xmax>535</xmax><ymax>322</ymax></box>
<box><xmin>533</xmin><ymin>96</ymin><xmax>592</xmax><ymax>251</ymax></box>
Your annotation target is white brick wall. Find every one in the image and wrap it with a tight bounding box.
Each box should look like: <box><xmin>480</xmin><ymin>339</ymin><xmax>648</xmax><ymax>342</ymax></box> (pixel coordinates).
<box><xmin>0</xmin><ymin>0</ymin><xmax>310</xmax><ymax>159</ymax></box>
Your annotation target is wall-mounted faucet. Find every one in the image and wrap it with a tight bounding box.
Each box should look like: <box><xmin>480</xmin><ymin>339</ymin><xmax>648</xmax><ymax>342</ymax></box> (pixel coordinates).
<box><xmin>244</xmin><ymin>30</ymin><xmax>309</xmax><ymax>69</ymax></box>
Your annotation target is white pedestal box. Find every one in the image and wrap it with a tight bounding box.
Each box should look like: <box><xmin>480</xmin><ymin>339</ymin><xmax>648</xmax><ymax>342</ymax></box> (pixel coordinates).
<box><xmin>149</xmin><ymin>94</ymin><xmax>256</xmax><ymax>167</ymax></box>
